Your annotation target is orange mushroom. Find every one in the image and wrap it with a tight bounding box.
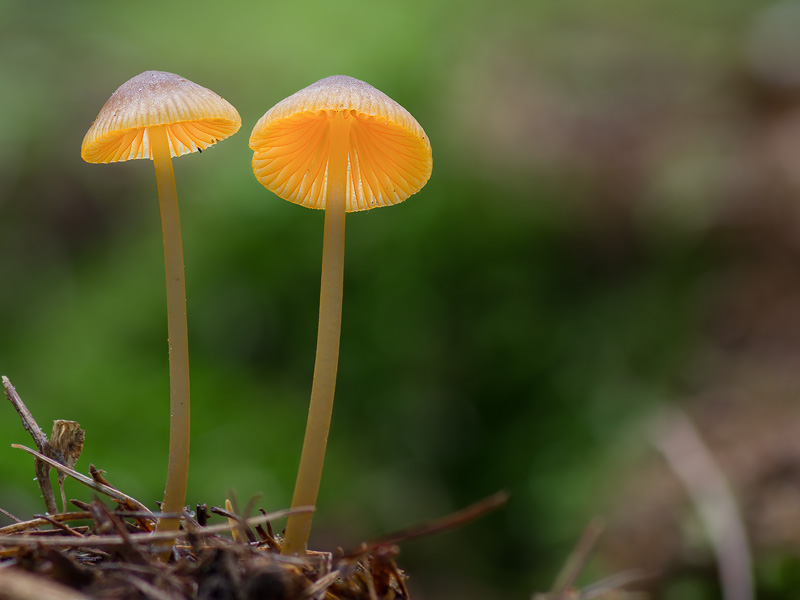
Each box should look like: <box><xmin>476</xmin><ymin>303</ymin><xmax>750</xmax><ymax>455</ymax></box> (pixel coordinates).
<box><xmin>82</xmin><ymin>71</ymin><xmax>241</xmax><ymax>535</ymax></box>
<box><xmin>250</xmin><ymin>75</ymin><xmax>432</xmax><ymax>555</ymax></box>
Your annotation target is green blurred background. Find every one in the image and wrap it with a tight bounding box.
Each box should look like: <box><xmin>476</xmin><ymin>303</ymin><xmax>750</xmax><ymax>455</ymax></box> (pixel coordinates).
<box><xmin>3</xmin><ymin>0</ymin><xmax>800</xmax><ymax>598</ymax></box>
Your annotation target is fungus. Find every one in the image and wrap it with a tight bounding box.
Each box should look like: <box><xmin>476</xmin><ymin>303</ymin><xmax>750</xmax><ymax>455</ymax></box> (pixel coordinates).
<box><xmin>81</xmin><ymin>71</ymin><xmax>241</xmax><ymax>533</ymax></box>
<box><xmin>249</xmin><ymin>75</ymin><xmax>432</xmax><ymax>555</ymax></box>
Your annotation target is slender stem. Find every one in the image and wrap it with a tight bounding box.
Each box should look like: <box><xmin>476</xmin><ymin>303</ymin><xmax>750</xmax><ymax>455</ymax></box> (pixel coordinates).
<box><xmin>150</xmin><ymin>125</ymin><xmax>191</xmax><ymax>536</ymax></box>
<box><xmin>282</xmin><ymin>112</ymin><xmax>351</xmax><ymax>556</ymax></box>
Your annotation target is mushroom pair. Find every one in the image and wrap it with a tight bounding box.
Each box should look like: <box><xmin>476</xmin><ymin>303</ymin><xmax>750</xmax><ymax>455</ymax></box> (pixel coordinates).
<box><xmin>82</xmin><ymin>73</ymin><xmax>432</xmax><ymax>555</ymax></box>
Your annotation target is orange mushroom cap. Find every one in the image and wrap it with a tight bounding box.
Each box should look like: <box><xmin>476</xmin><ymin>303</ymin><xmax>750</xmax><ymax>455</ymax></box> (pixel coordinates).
<box><xmin>249</xmin><ymin>75</ymin><xmax>433</xmax><ymax>212</ymax></box>
<box><xmin>81</xmin><ymin>71</ymin><xmax>241</xmax><ymax>164</ymax></box>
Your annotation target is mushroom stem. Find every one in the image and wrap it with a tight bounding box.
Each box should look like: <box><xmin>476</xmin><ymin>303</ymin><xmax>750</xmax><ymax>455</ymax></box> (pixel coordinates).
<box><xmin>149</xmin><ymin>125</ymin><xmax>191</xmax><ymax>536</ymax></box>
<box><xmin>282</xmin><ymin>113</ymin><xmax>351</xmax><ymax>556</ymax></box>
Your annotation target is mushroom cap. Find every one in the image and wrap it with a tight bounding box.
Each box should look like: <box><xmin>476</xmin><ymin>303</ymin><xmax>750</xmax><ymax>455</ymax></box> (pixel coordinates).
<box><xmin>249</xmin><ymin>75</ymin><xmax>432</xmax><ymax>212</ymax></box>
<box><xmin>81</xmin><ymin>71</ymin><xmax>241</xmax><ymax>164</ymax></box>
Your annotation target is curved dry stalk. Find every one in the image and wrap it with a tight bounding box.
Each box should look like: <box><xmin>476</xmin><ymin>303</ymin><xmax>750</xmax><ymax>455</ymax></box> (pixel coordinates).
<box><xmin>650</xmin><ymin>407</ymin><xmax>754</xmax><ymax>600</ymax></box>
<box><xmin>223</xmin><ymin>498</ymin><xmax>246</xmax><ymax>544</ymax></box>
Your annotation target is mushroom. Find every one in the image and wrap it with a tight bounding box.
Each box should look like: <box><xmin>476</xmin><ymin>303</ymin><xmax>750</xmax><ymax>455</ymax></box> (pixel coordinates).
<box><xmin>81</xmin><ymin>71</ymin><xmax>241</xmax><ymax>533</ymax></box>
<box><xmin>249</xmin><ymin>75</ymin><xmax>432</xmax><ymax>555</ymax></box>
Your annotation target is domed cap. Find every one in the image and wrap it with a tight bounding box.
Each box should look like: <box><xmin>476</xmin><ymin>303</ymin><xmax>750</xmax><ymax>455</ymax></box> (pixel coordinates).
<box><xmin>81</xmin><ymin>71</ymin><xmax>241</xmax><ymax>164</ymax></box>
<box><xmin>249</xmin><ymin>75</ymin><xmax>432</xmax><ymax>212</ymax></box>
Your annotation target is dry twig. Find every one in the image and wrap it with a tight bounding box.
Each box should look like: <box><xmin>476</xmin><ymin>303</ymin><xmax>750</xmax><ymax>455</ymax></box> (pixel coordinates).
<box><xmin>3</xmin><ymin>376</ymin><xmax>58</xmax><ymax>514</ymax></box>
<box><xmin>346</xmin><ymin>490</ymin><xmax>509</xmax><ymax>557</ymax></box>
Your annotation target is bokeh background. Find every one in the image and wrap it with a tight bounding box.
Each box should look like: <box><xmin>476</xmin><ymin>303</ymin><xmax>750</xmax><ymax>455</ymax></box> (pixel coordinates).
<box><xmin>3</xmin><ymin>0</ymin><xmax>800</xmax><ymax>598</ymax></box>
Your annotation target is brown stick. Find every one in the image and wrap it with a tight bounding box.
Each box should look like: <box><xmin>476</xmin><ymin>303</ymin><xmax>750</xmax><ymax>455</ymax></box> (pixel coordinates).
<box><xmin>346</xmin><ymin>490</ymin><xmax>510</xmax><ymax>557</ymax></box>
<box><xmin>3</xmin><ymin>376</ymin><xmax>58</xmax><ymax>514</ymax></box>
<box><xmin>0</xmin><ymin>507</ymin><xmax>22</xmax><ymax>523</ymax></box>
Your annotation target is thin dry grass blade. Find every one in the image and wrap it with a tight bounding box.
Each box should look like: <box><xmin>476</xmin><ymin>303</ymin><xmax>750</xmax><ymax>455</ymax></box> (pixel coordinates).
<box><xmin>0</xmin><ymin>512</ymin><xmax>92</xmax><ymax>535</ymax></box>
<box><xmin>11</xmin><ymin>444</ymin><xmax>153</xmax><ymax>517</ymax></box>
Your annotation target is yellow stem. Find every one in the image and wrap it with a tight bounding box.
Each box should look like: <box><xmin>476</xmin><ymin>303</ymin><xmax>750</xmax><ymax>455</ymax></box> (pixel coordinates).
<box><xmin>282</xmin><ymin>112</ymin><xmax>351</xmax><ymax>556</ymax></box>
<box><xmin>150</xmin><ymin>125</ymin><xmax>191</xmax><ymax>538</ymax></box>
<box><xmin>225</xmin><ymin>499</ymin><xmax>243</xmax><ymax>543</ymax></box>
